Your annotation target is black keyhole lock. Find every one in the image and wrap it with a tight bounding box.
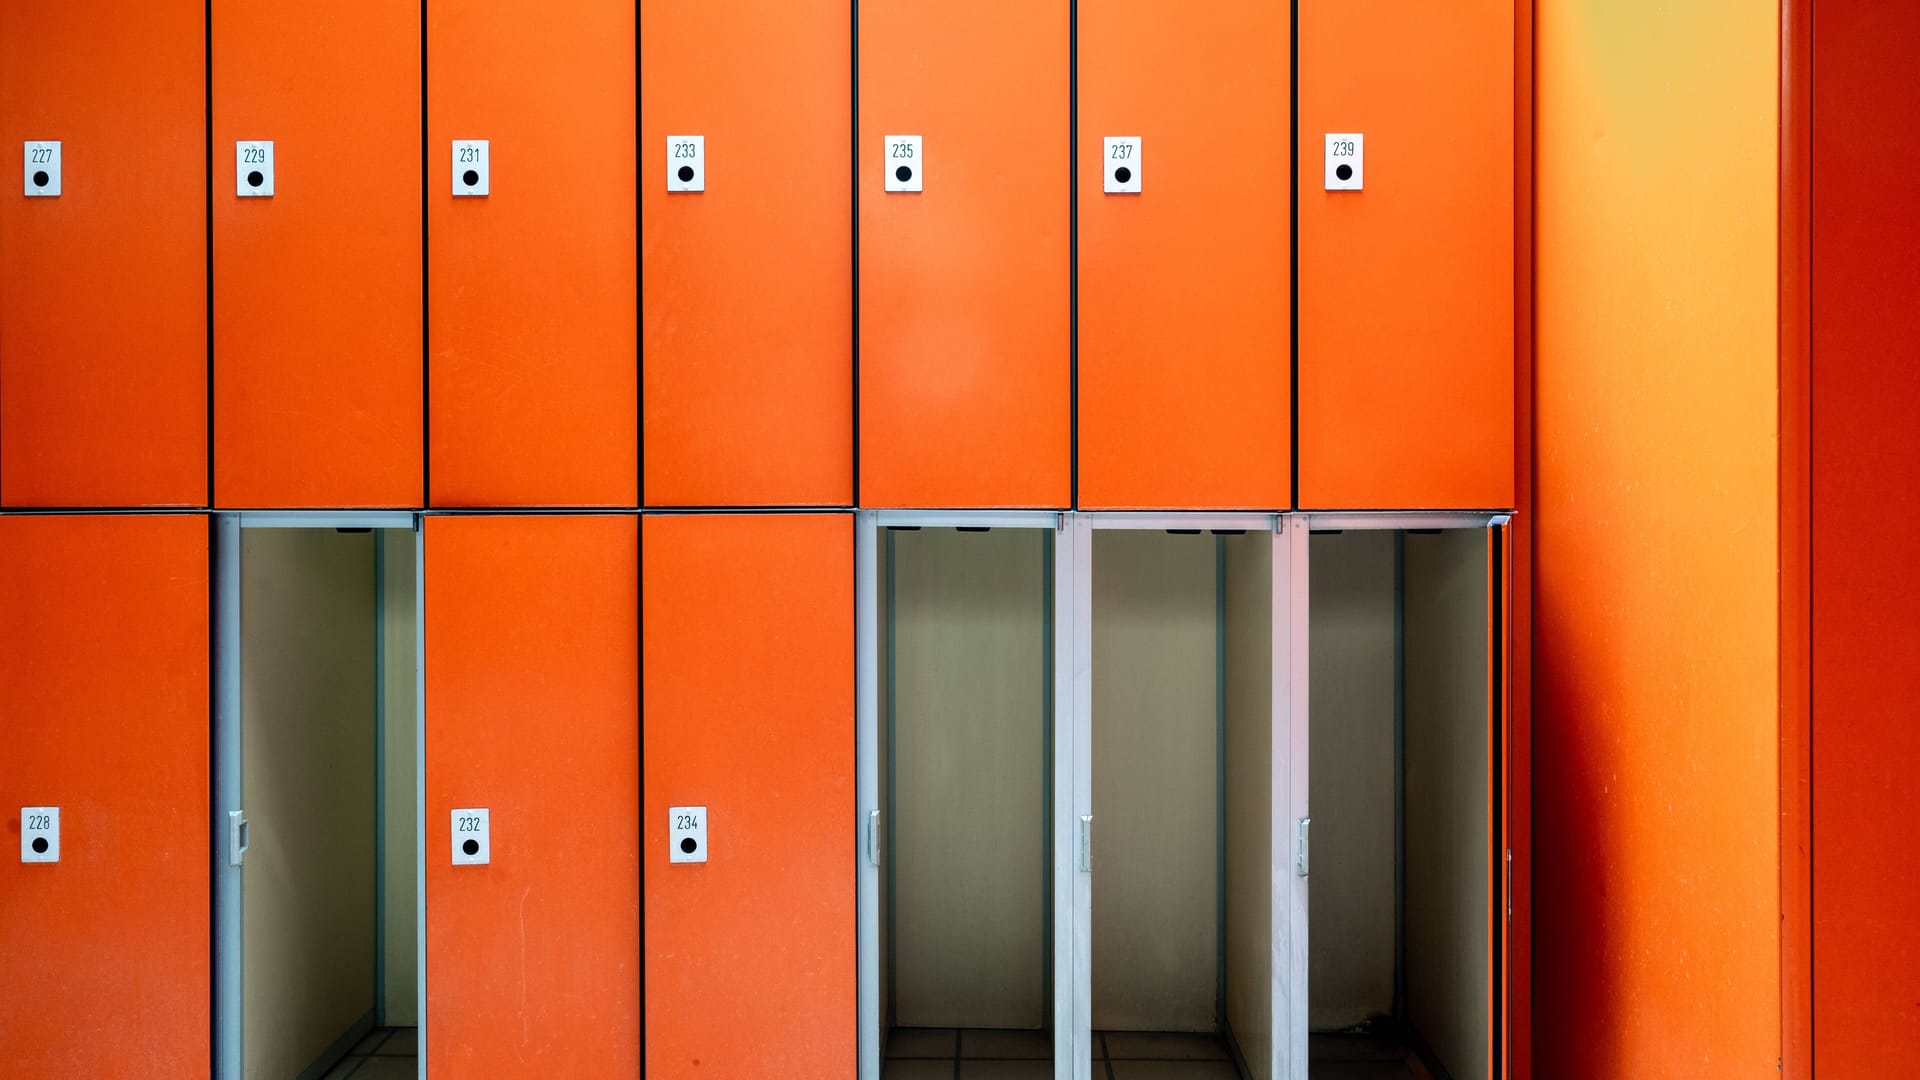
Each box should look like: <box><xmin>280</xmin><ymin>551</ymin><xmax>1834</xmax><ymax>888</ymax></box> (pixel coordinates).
<box><xmin>461</xmin><ymin>839</ymin><xmax>479</xmax><ymax>856</ymax></box>
<box><xmin>677</xmin><ymin>165</ymin><xmax>695</xmax><ymax>183</ymax></box>
<box><xmin>679</xmin><ymin>837</ymin><xmax>698</xmax><ymax>855</ymax></box>
<box><xmin>31</xmin><ymin>837</ymin><xmax>49</xmax><ymax>854</ymax></box>
<box><xmin>31</xmin><ymin>170</ymin><xmax>49</xmax><ymax>187</ymax></box>
<box><xmin>247</xmin><ymin>170</ymin><xmax>264</xmax><ymax>187</ymax></box>
<box><xmin>1114</xmin><ymin>166</ymin><xmax>1132</xmax><ymax>185</ymax></box>
<box><xmin>462</xmin><ymin>169</ymin><xmax>480</xmax><ymax>186</ymax></box>
<box><xmin>1335</xmin><ymin>163</ymin><xmax>1353</xmax><ymax>182</ymax></box>
<box><xmin>895</xmin><ymin>165</ymin><xmax>913</xmax><ymax>183</ymax></box>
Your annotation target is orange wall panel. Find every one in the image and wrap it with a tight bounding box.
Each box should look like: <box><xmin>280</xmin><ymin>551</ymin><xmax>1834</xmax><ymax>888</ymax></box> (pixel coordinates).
<box><xmin>0</xmin><ymin>515</ymin><xmax>209</xmax><ymax>1077</ymax></box>
<box><xmin>424</xmin><ymin>515</ymin><xmax>640</xmax><ymax>1076</ymax></box>
<box><xmin>1076</xmin><ymin>2</ymin><xmax>1289</xmax><ymax>510</ymax></box>
<box><xmin>1811</xmin><ymin>4</ymin><xmax>1920</xmax><ymax>1074</ymax></box>
<box><xmin>429</xmin><ymin>1</ymin><xmax>637</xmax><ymax>508</ymax></box>
<box><xmin>643</xmin><ymin>513</ymin><xmax>854</xmax><ymax>1078</ymax></box>
<box><xmin>1297</xmin><ymin>1</ymin><xmax>1514</xmax><ymax>511</ymax></box>
<box><xmin>0</xmin><ymin>2</ymin><xmax>205</xmax><ymax>507</ymax></box>
<box><xmin>212</xmin><ymin>0</ymin><xmax>421</xmax><ymax>508</ymax></box>
<box><xmin>1534</xmin><ymin>3</ymin><xmax>1779</xmax><ymax>1075</ymax></box>
<box><xmin>642</xmin><ymin>1</ymin><xmax>852</xmax><ymax>509</ymax></box>
<box><xmin>858</xmin><ymin>1</ymin><xmax>1070</xmax><ymax>509</ymax></box>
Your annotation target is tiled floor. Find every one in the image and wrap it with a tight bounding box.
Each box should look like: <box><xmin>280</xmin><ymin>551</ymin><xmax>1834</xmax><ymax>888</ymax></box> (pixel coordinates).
<box><xmin>884</xmin><ymin>1027</ymin><xmax>1246</xmax><ymax>1079</ymax></box>
<box><xmin>884</xmin><ymin>1027</ymin><xmax>1431</xmax><ymax>1079</ymax></box>
<box><xmin>320</xmin><ymin>1026</ymin><xmax>418</xmax><ymax>1079</ymax></box>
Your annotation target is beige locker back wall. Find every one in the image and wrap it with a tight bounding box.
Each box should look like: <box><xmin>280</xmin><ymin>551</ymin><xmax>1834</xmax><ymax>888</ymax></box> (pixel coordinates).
<box><xmin>890</xmin><ymin>528</ymin><xmax>1049</xmax><ymax>1029</ymax></box>
<box><xmin>242</xmin><ymin>529</ymin><xmax>377</xmax><ymax>1078</ymax></box>
<box><xmin>1307</xmin><ymin>531</ymin><xmax>1398</xmax><ymax>1028</ymax></box>
<box><xmin>1092</xmin><ymin>530</ymin><xmax>1219</xmax><ymax>1032</ymax></box>
<box><xmin>1404</xmin><ymin>530</ymin><xmax>1490</xmax><ymax>1080</ymax></box>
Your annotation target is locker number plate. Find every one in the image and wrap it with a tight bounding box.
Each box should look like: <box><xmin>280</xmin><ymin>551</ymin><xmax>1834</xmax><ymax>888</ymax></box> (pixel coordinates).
<box><xmin>669</xmin><ymin>805</ymin><xmax>707</xmax><ymax>864</ymax></box>
<box><xmin>24</xmin><ymin>141</ymin><xmax>60</xmax><ymax>197</ymax></box>
<box><xmin>667</xmin><ymin>135</ymin><xmax>704</xmax><ymax>192</ymax></box>
<box><xmin>1324</xmin><ymin>133</ymin><xmax>1363</xmax><ymax>191</ymax></box>
<box><xmin>237</xmin><ymin>140</ymin><xmax>275</xmax><ymax>197</ymax></box>
<box><xmin>884</xmin><ymin>135</ymin><xmax>922</xmax><ymax>192</ymax></box>
<box><xmin>450</xmin><ymin>807</ymin><xmax>490</xmax><ymax>865</ymax></box>
<box><xmin>21</xmin><ymin>806</ymin><xmax>59</xmax><ymax>863</ymax></box>
<box><xmin>452</xmin><ymin>139</ymin><xmax>489</xmax><ymax>196</ymax></box>
<box><xmin>1103</xmin><ymin>136</ymin><xmax>1141</xmax><ymax>194</ymax></box>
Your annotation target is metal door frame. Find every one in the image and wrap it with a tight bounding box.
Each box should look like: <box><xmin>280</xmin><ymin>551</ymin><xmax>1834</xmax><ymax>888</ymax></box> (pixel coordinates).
<box><xmin>212</xmin><ymin>510</ymin><xmax>424</xmax><ymax>1080</ymax></box>
<box><xmin>1289</xmin><ymin>510</ymin><xmax>1508</xmax><ymax>1080</ymax></box>
<box><xmin>856</xmin><ymin>510</ymin><xmax>1074</xmax><ymax>1079</ymax></box>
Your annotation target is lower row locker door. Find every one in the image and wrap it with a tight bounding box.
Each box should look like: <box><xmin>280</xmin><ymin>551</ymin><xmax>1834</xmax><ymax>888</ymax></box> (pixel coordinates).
<box><xmin>0</xmin><ymin>516</ymin><xmax>211</xmax><ymax>1076</ymax></box>
<box><xmin>424</xmin><ymin>515</ymin><xmax>641</xmax><ymax>1076</ymax></box>
<box><xmin>642</xmin><ymin>513</ymin><xmax>855</xmax><ymax>1079</ymax></box>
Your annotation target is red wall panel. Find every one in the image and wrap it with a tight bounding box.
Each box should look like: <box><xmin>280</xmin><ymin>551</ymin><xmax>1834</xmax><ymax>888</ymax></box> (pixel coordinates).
<box><xmin>1076</xmin><ymin>1</ymin><xmax>1290</xmax><ymax>510</ymax></box>
<box><xmin>429</xmin><ymin>0</ymin><xmax>637</xmax><ymax>507</ymax></box>
<box><xmin>1811</xmin><ymin>4</ymin><xmax>1920</xmax><ymax>1074</ymax></box>
<box><xmin>1297</xmin><ymin>0</ymin><xmax>1514</xmax><ymax>510</ymax></box>
<box><xmin>0</xmin><ymin>515</ymin><xmax>210</xmax><ymax>1076</ymax></box>
<box><xmin>643</xmin><ymin>513</ymin><xmax>854</xmax><ymax>1078</ymax></box>
<box><xmin>642</xmin><ymin>0</ymin><xmax>852</xmax><ymax>508</ymax></box>
<box><xmin>212</xmin><ymin>0</ymin><xmax>421</xmax><ymax>508</ymax></box>
<box><xmin>858</xmin><ymin>1</ymin><xmax>1070</xmax><ymax>508</ymax></box>
<box><xmin>0</xmin><ymin>2</ymin><xmax>206</xmax><ymax>507</ymax></box>
<box><xmin>425</xmin><ymin>515</ymin><xmax>640</xmax><ymax>1075</ymax></box>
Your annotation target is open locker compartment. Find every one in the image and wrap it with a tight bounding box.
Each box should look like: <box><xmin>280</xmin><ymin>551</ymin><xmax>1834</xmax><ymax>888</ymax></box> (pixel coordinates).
<box><xmin>1301</xmin><ymin>518</ymin><xmax>1503</xmax><ymax>1080</ymax></box>
<box><xmin>1082</xmin><ymin>516</ymin><xmax>1283</xmax><ymax>1079</ymax></box>
<box><xmin>212</xmin><ymin>512</ymin><xmax>422</xmax><ymax>1080</ymax></box>
<box><xmin>858</xmin><ymin>512</ymin><xmax>1075</xmax><ymax>1079</ymax></box>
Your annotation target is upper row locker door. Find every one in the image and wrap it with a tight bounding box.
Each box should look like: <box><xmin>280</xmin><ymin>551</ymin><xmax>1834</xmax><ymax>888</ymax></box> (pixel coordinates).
<box><xmin>212</xmin><ymin>0</ymin><xmax>422</xmax><ymax>509</ymax></box>
<box><xmin>642</xmin><ymin>1</ymin><xmax>852</xmax><ymax>510</ymax></box>
<box><xmin>430</xmin><ymin>0</ymin><xmax>637</xmax><ymax>508</ymax></box>
<box><xmin>0</xmin><ymin>3</ymin><xmax>206</xmax><ymax>508</ymax></box>
<box><xmin>1297</xmin><ymin>0</ymin><xmax>1514</xmax><ymax>511</ymax></box>
<box><xmin>1078</xmin><ymin>2</ymin><xmax>1291</xmax><ymax>511</ymax></box>
<box><xmin>858</xmin><ymin>0</ymin><xmax>1071</xmax><ymax>509</ymax></box>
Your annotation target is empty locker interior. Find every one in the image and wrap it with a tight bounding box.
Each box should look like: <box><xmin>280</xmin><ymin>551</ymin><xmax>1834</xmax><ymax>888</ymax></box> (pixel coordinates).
<box><xmin>1307</xmin><ymin>529</ymin><xmax>1491</xmax><ymax>1079</ymax></box>
<box><xmin>238</xmin><ymin>527</ymin><xmax>417</xmax><ymax>1078</ymax></box>
<box><xmin>1090</xmin><ymin>528</ymin><xmax>1274</xmax><ymax>1072</ymax></box>
<box><xmin>879</xmin><ymin>526</ymin><xmax>1055</xmax><ymax>1068</ymax></box>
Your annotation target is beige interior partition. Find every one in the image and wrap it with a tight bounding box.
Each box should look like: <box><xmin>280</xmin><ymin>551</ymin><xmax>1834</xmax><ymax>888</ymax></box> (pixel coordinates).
<box><xmin>1305</xmin><ymin>531</ymin><xmax>1398</xmax><ymax>1029</ymax></box>
<box><xmin>380</xmin><ymin>528</ymin><xmax>418</xmax><ymax>1026</ymax></box>
<box><xmin>242</xmin><ymin>529</ymin><xmax>378</xmax><ymax>1079</ymax></box>
<box><xmin>889</xmin><ymin>527</ymin><xmax>1049</xmax><ymax>1030</ymax></box>
<box><xmin>1403</xmin><ymin>531</ymin><xmax>1490</xmax><ymax>1080</ymax></box>
<box><xmin>1223</xmin><ymin>530</ymin><xmax>1275</xmax><ymax>1080</ymax></box>
<box><xmin>1091</xmin><ymin>530</ymin><xmax>1219</xmax><ymax>1032</ymax></box>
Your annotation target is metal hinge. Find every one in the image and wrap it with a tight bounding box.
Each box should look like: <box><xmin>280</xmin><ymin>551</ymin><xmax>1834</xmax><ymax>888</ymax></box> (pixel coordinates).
<box><xmin>1079</xmin><ymin>815</ymin><xmax>1093</xmax><ymax>872</ymax></box>
<box><xmin>1505</xmin><ymin>848</ymin><xmax>1513</xmax><ymax>921</ymax></box>
<box><xmin>1295</xmin><ymin>817</ymin><xmax>1311</xmax><ymax>877</ymax></box>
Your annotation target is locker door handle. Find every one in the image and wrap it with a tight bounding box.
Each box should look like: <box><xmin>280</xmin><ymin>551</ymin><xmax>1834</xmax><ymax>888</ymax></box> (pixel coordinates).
<box><xmin>1079</xmin><ymin>815</ymin><xmax>1093</xmax><ymax>873</ymax></box>
<box><xmin>229</xmin><ymin>810</ymin><xmax>250</xmax><ymax>867</ymax></box>
<box><xmin>867</xmin><ymin>810</ymin><xmax>881</xmax><ymax>867</ymax></box>
<box><xmin>1295</xmin><ymin>817</ymin><xmax>1311</xmax><ymax>878</ymax></box>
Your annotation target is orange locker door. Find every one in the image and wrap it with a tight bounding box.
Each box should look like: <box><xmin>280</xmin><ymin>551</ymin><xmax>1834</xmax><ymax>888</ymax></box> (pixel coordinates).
<box><xmin>643</xmin><ymin>513</ymin><xmax>854</xmax><ymax>1078</ymax></box>
<box><xmin>423</xmin><ymin>515</ymin><xmax>640</xmax><ymax>1075</ymax></box>
<box><xmin>428</xmin><ymin>1</ymin><xmax>637</xmax><ymax>508</ymax></box>
<box><xmin>1297</xmin><ymin>1</ymin><xmax>1514</xmax><ymax>511</ymax></box>
<box><xmin>858</xmin><ymin>1</ymin><xmax>1070</xmax><ymax>508</ymax></box>
<box><xmin>642</xmin><ymin>2</ymin><xmax>852</xmax><ymax>509</ymax></box>
<box><xmin>212</xmin><ymin>1</ymin><xmax>421</xmax><ymax>508</ymax></box>
<box><xmin>0</xmin><ymin>515</ymin><xmax>210</xmax><ymax>1076</ymax></box>
<box><xmin>0</xmin><ymin>3</ymin><xmax>205</xmax><ymax>507</ymax></box>
<box><xmin>1077</xmin><ymin>2</ymin><xmax>1290</xmax><ymax>510</ymax></box>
